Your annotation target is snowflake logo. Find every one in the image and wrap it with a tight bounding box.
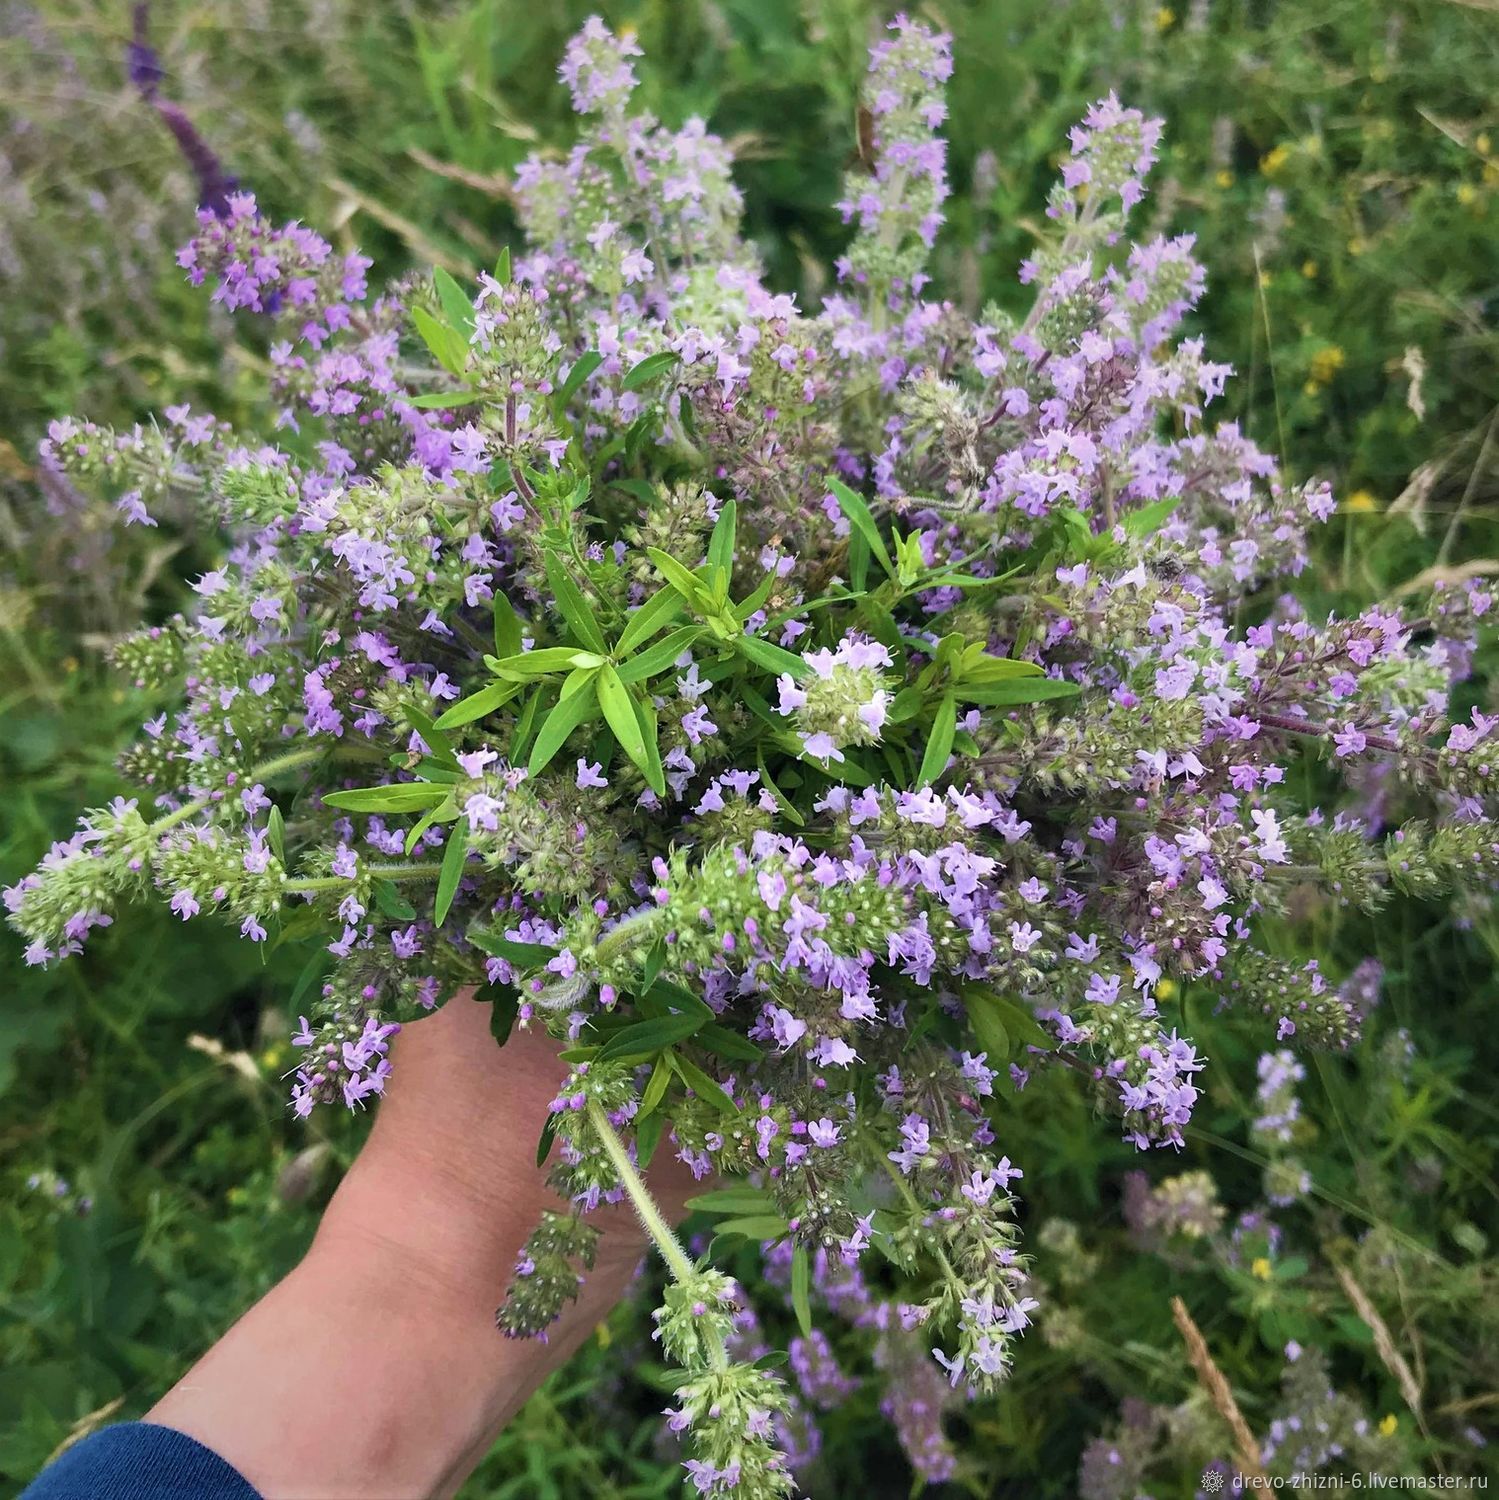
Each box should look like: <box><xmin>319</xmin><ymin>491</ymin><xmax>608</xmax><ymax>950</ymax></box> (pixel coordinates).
<box><xmin>1200</xmin><ymin>1469</ymin><xmax>1227</xmax><ymax>1494</ymax></box>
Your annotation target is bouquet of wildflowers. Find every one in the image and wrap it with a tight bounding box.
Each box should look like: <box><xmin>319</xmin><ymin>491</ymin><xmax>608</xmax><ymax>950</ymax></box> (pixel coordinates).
<box><xmin>11</xmin><ymin>16</ymin><xmax>1499</xmax><ymax>1495</ymax></box>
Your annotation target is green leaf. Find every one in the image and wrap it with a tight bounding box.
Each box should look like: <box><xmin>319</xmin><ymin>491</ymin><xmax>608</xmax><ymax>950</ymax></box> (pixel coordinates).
<box><xmin>373</xmin><ymin>881</ymin><xmax>418</xmax><ymax>921</ymax></box>
<box><xmin>536</xmin><ymin>1112</ymin><xmax>559</xmax><ymax>1168</ymax></box>
<box><xmin>322</xmin><ymin>783</ymin><xmax>451</xmax><ymax>813</ymax></box>
<box><xmin>713</xmin><ymin>1214</ymin><xmax>790</xmax><ymax>1242</ymax></box>
<box><xmin>791</xmin><ymin>1246</ymin><xmax>813</xmax><ymax>1339</ymax></box>
<box><xmin>555</xmin><ymin>350</ymin><xmax>603</xmax><ymax>410</ymax></box>
<box><xmin>614</xmin><ymin>584</ymin><xmax>683</xmax><ymax>656</ymax></box>
<box><xmin>597</xmin><ymin>1012</ymin><xmax>707</xmax><ymax>1063</ymax></box>
<box><xmin>597</xmin><ymin>665</ymin><xmax>650</xmax><ymax>777</ymax></box>
<box><xmin>639</xmin><ymin>1055</ymin><xmax>675</xmax><ymax>1117</ymax></box>
<box><xmin>403</xmin><ymin>796</ymin><xmax>458</xmax><ymax>856</ymax></box>
<box><xmin>433</xmin><ymin>678</ymin><xmax>519</xmax><ymax>730</ymax></box>
<box><xmin>964</xmin><ymin>987</ymin><xmax>1049</xmax><ymax>1051</ymax></box>
<box><xmin>1121</xmin><ymin>496</ymin><xmax>1181</xmax><ymax>538</ymax></box>
<box><xmin>433</xmin><ymin>817</ymin><xmax>469</xmax><ymax>928</ymax></box>
<box><xmin>487</xmin><ymin>987</ymin><xmax>518</xmax><ymax>1046</ymax></box>
<box><xmin>528</xmin><ymin>679</ymin><xmax>600</xmax><ymax>777</ymax></box>
<box><xmin>621</xmin><ymin>350</ymin><xmax>680</xmax><ymax>392</ymax></box>
<box><xmin>410</xmin><ymin>305</ymin><xmax>467</xmax><ymax>376</ymax></box>
<box><xmin>432</xmin><ymin>267</ymin><xmax>475</xmax><ymax>336</ymax></box>
<box><xmin>826</xmin><ymin>476</ymin><xmax>893</xmax><ymax>576</ymax></box>
<box><xmin>962</xmin><ymin>677</ymin><xmax>1081</xmax><ymax>706</ymax></box>
<box><xmin>469</xmin><ymin>930</ymin><xmax>557</xmax><ymax>967</ymax></box>
<box><xmin>543</xmin><ymin>553</ymin><xmax>608</xmax><ymax>654</ymax></box>
<box><xmin>267</xmin><ymin>804</ymin><xmax>285</xmax><ymax>864</ymax></box>
<box><xmin>695</xmin><ymin>1023</ymin><xmax>763</xmax><ymax>1063</ymax></box>
<box><xmin>636</xmin><ymin>1112</ymin><xmax>665</xmax><ymax>1168</ymax></box>
<box><xmin>631</xmin><ymin>691</ymin><xmax>666</xmax><ymax>796</ymax></box>
<box><xmin>510</xmin><ymin>686</ymin><xmax>544</xmax><ymax>760</ymax></box>
<box><xmin>615</xmin><ymin>626</ymin><xmax>701</xmax><ymax>684</ymax></box>
<box><xmin>737</xmin><ymin>633</ymin><xmax>808</xmax><ymax>680</ymax></box>
<box><xmin>848</xmin><ymin>530</ymin><xmax>871</xmax><ymax>592</ymax></box>
<box><xmin>491</xmin><ymin>647</ymin><xmax>603</xmax><ymax>679</ymax></box>
<box><xmin>756</xmin><ymin>745</ymin><xmax>805</xmax><ymax>827</ymax></box>
<box><xmin>917</xmin><ymin>692</ymin><xmax>958</xmax><ymax>787</ymax></box>
<box><xmin>671</xmin><ymin>1053</ymin><xmax>740</xmax><ymax>1114</ymax></box>
<box><xmin>646</xmin><ymin>547</ymin><xmax>710</xmax><ymax>609</ymax></box>
<box><xmin>958</xmin><ymin>653</ymin><xmax>1045</xmax><ymax>685</ymax></box>
<box><xmin>707</xmin><ymin>497</ymin><xmax>737</xmax><ymax>575</ymax></box>
<box><xmin>685</xmin><ymin>1187</ymin><xmax>777</xmax><ymax>1215</ymax></box>
<box><xmin>408</xmin><ymin>390</ymin><xmax>483</xmax><ymax>409</ymax></box>
<box><xmin>493</xmin><ymin>246</ymin><xmax>511</xmax><ymax>284</ymax></box>
<box><xmin>493</xmin><ymin>591</ymin><xmax>523</xmax><ymax>658</ymax></box>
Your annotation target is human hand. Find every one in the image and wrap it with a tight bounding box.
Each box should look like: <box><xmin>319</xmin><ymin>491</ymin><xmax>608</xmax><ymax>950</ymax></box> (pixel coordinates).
<box><xmin>150</xmin><ymin>995</ymin><xmax>699</xmax><ymax>1499</ymax></box>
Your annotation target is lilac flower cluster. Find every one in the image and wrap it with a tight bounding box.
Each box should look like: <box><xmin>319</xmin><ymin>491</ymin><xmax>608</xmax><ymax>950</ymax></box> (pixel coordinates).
<box><xmin>12</xmin><ymin>16</ymin><xmax>1499</xmax><ymax>1497</ymax></box>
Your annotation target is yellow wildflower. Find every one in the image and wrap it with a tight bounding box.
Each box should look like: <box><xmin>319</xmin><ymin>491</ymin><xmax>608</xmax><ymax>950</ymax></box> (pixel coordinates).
<box><xmin>1155</xmin><ymin>978</ymin><xmax>1178</xmax><ymax>1003</ymax></box>
<box><xmin>1477</xmin><ymin>132</ymin><xmax>1492</xmax><ymax>157</ymax></box>
<box><xmin>1379</xmin><ymin>1413</ymin><xmax>1398</xmax><ymax>1438</ymax></box>
<box><xmin>1457</xmin><ymin>182</ymin><xmax>1478</xmax><ymax>206</ymax></box>
<box><xmin>1308</xmin><ymin>346</ymin><xmax>1346</xmax><ymax>387</ymax></box>
<box><xmin>1301</xmin><ymin>260</ymin><xmax>1318</xmax><ymax>279</ymax></box>
<box><xmin>1260</xmin><ymin>145</ymin><xmax>1291</xmax><ymax>176</ymax></box>
<box><xmin>1155</xmin><ymin>7</ymin><xmax>1175</xmax><ymax>29</ymax></box>
<box><xmin>1215</xmin><ymin>169</ymin><xmax>1234</xmax><ymax>189</ymax></box>
<box><xmin>1344</xmin><ymin>490</ymin><xmax>1379</xmax><ymax>513</ymax></box>
<box><xmin>1251</xmin><ymin>1257</ymin><xmax>1272</xmax><ymax>1281</ymax></box>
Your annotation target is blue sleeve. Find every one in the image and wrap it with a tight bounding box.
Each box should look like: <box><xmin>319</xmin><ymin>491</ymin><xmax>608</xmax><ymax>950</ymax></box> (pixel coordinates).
<box><xmin>21</xmin><ymin>1422</ymin><xmax>262</xmax><ymax>1500</ymax></box>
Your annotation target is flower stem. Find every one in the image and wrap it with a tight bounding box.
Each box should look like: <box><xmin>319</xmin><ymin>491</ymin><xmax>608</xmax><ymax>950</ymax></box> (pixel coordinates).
<box><xmin>149</xmin><ymin>746</ymin><xmax>324</xmax><ymax>838</ymax></box>
<box><xmin>585</xmin><ymin>1097</ymin><xmax>695</xmax><ymax>1282</ymax></box>
<box><xmin>284</xmin><ymin>861</ymin><xmax>444</xmax><ymax>895</ymax></box>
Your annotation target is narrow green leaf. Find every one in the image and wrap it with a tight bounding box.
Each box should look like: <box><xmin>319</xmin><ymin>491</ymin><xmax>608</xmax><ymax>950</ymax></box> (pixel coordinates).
<box><xmin>755</xmin><ymin>745</ymin><xmax>805</xmax><ymax>827</ymax></box>
<box><xmin>410</xmin><ymin>305</ymin><xmax>466</xmax><ymax>376</ymax></box>
<box><xmin>544</xmin><ymin>553</ymin><xmax>608</xmax><ymax>654</ymax></box>
<box><xmin>555</xmin><ymin>349</ymin><xmax>603</xmax><ymax>410</ymax></box>
<box><xmin>685</xmin><ymin>1187</ymin><xmax>777</xmax><ymax>1215</ymax></box>
<box><xmin>536</xmin><ymin>1112</ymin><xmax>559</xmax><ymax>1168</ymax></box>
<box><xmin>958</xmin><ymin>654</ymin><xmax>1045</xmax><ymax>685</ymax></box>
<box><xmin>493</xmin><ymin>591</ymin><xmax>523</xmax><ymax>658</ymax></box>
<box><xmin>1122</xmin><ymin>496</ymin><xmax>1181</xmax><ymax>538</ymax></box>
<box><xmin>322</xmin><ymin>783</ymin><xmax>450</xmax><ymax>813</ymax></box>
<box><xmin>528</xmin><ymin>680</ymin><xmax>600</xmax><ymax>777</ymax></box>
<box><xmin>639</xmin><ymin>1055</ymin><xmax>674</xmax><ymax>1117</ymax></box>
<box><xmin>433</xmin><ymin>678</ymin><xmax>519</xmax><ymax>730</ymax></box>
<box><xmin>917</xmin><ymin>692</ymin><xmax>958</xmax><ymax>787</ymax></box>
<box><xmin>373</xmin><ymin>881</ymin><xmax>418</xmax><ymax>921</ymax></box>
<box><xmin>738</xmin><ymin>633</ymin><xmax>808</xmax><ymax>680</ymax></box>
<box><xmin>432</xmin><ymin>267</ymin><xmax>475</xmax><ymax>336</ymax></box>
<box><xmin>487</xmin><ymin>986</ymin><xmax>519</xmax><ymax>1045</ymax></box>
<box><xmin>621</xmin><ymin>350</ymin><xmax>680</xmax><ymax>392</ymax></box>
<box><xmin>510</xmin><ymin>686</ymin><xmax>543</xmax><ymax>760</ymax></box>
<box><xmin>266</xmin><ymin>804</ymin><xmax>285</xmax><ymax>864</ymax></box>
<box><xmin>433</xmin><ymin>816</ymin><xmax>469</xmax><ymax>928</ymax></box>
<box><xmin>636</xmin><ymin>1112</ymin><xmax>665</xmax><ymax>1168</ymax></box>
<box><xmin>792</xmin><ymin>1246</ymin><xmax>813</xmax><ymax>1339</ymax></box>
<box><xmin>646</xmin><ymin>547</ymin><xmax>710</xmax><ymax>609</ymax></box>
<box><xmin>826</xmin><ymin>476</ymin><xmax>893</xmax><ymax>576</ymax></box>
<box><xmin>962</xmin><ymin>677</ymin><xmax>1081</xmax><ymax>706</ymax></box>
<box><xmin>403</xmin><ymin>796</ymin><xmax>458</xmax><ymax>857</ymax></box>
<box><xmin>614</xmin><ymin>584</ymin><xmax>683</xmax><ymax>655</ymax></box>
<box><xmin>848</xmin><ymin>529</ymin><xmax>871</xmax><ymax>592</ymax></box>
<box><xmin>631</xmin><ymin>690</ymin><xmax>666</xmax><ymax>796</ymax></box>
<box><xmin>707</xmin><ymin>498</ymin><xmax>737</xmax><ymax>575</ymax></box>
<box><xmin>713</xmin><ymin>1214</ymin><xmax>790</xmax><ymax>1241</ymax></box>
<box><xmin>491</xmin><ymin>646</ymin><xmax>602</xmax><ymax>679</ymax></box>
<box><xmin>597</xmin><ymin>665</ymin><xmax>648</xmax><ymax>772</ymax></box>
<box><xmin>469</xmin><ymin>930</ymin><xmax>557</xmax><ymax>966</ymax></box>
<box><xmin>597</xmin><ymin>1012</ymin><xmax>707</xmax><ymax>1062</ymax></box>
<box><xmin>493</xmin><ymin>246</ymin><xmax>512</xmax><ymax>284</ymax></box>
<box><xmin>695</xmin><ymin>1023</ymin><xmax>763</xmax><ymax>1063</ymax></box>
<box><xmin>615</xmin><ymin>625</ymin><xmax>701</xmax><ymax>684</ymax></box>
<box><xmin>671</xmin><ymin>1053</ymin><xmax>739</xmax><ymax>1114</ymax></box>
<box><xmin>408</xmin><ymin>390</ymin><xmax>482</xmax><ymax>409</ymax></box>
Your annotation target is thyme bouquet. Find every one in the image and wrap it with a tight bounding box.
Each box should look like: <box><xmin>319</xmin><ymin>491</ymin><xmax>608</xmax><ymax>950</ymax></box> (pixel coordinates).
<box><xmin>11</xmin><ymin>16</ymin><xmax>1499</xmax><ymax>1496</ymax></box>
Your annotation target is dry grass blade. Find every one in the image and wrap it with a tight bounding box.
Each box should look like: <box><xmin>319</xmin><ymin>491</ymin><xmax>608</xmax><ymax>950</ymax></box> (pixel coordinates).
<box><xmin>1333</xmin><ymin>1264</ymin><xmax>1425</xmax><ymax>1421</ymax></box>
<box><xmin>1171</xmin><ymin>1296</ymin><xmax>1269</xmax><ymax>1484</ymax></box>
<box><xmin>45</xmin><ymin>1396</ymin><xmax>125</xmax><ymax>1465</ymax></box>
